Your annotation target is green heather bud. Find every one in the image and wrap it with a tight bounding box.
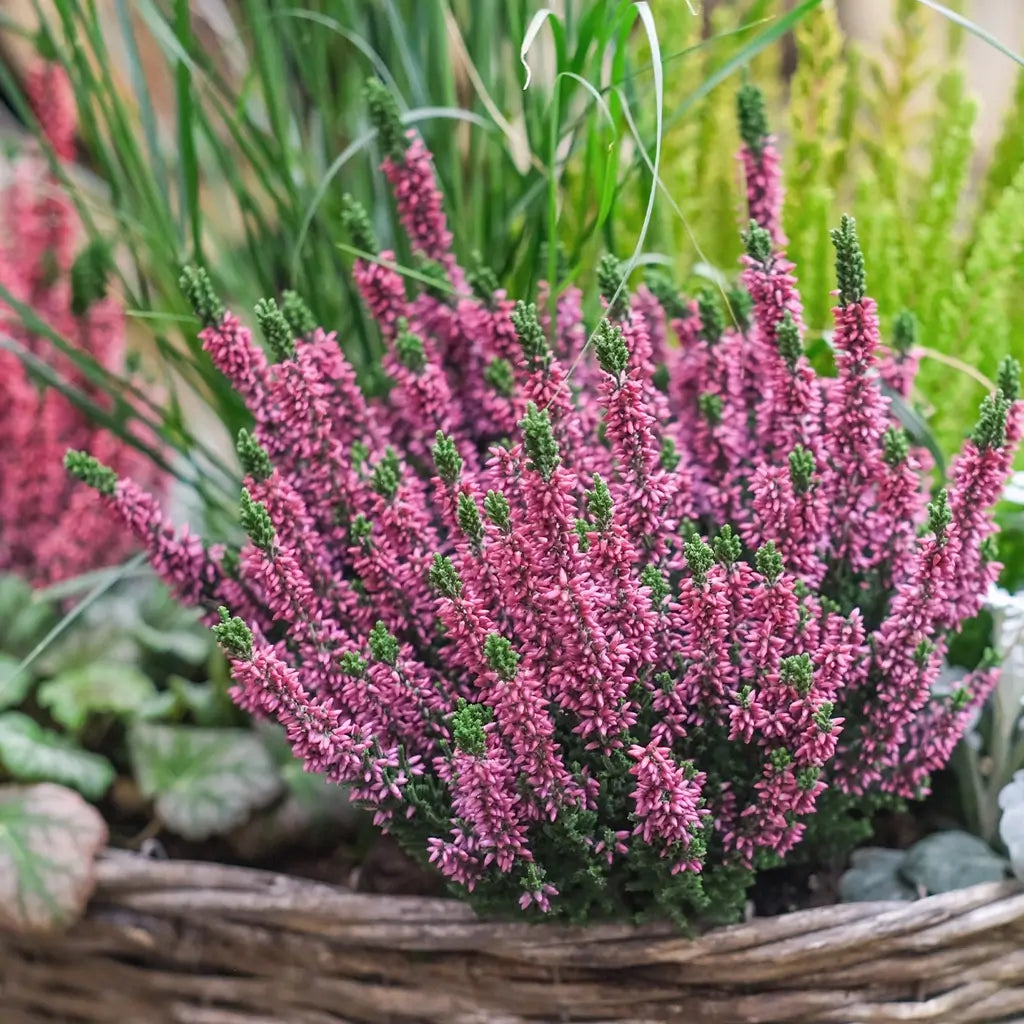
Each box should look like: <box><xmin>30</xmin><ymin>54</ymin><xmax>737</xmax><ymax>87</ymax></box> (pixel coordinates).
<box><xmin>221</xmin><ymin>547</ymin><xmax>240</xmax><ymax>579</ymax></box>
<box><xmin>484</xmin><ymin>490</ymin><xmax>511</xmax><ymax>530</ymax></box>
<box><xmin>368</xmin><ymin>621</ymin><xmax>399</xmax><ymax>666</ymax></box>
<box><xmin>743</xmin><ymin>221</ymin><xmax>772</xmax><ymax>265</ymax></box>
<box><xmin>796</xmin><ymin>766</ymin><xmax>821</xmax><ymax>791</ymax></box>
<box><xmin>339</xmin><ymin>651</ymin><xmax>367</xmax><ymax>677</ymax></box>
<box><xmin>70</xmin><ymin>239</ymin><xmax>112</xmax><ymax>317</ymax></box>
<box><xmin>714</xmin><ymin>524</ymin><xmax>742</xmax><ymax>566</ymax></box>
<box><xmin>788</xmin><ymin>445</ymin><xmax>816</xmax><ymax>494</ymax></box>
<box><xmin>212</xmin><ymin>607</ymin><xmax>252</xmax><ymax>661</ymax></box>
<box><xmin>597</xmin><ymin>253</ymin><xmax>629</xmax><ymax>320</ymax></box>
<box><xmin>660</xmin><ymin>435</ymin><xmax>681</xmax><ymax>471</ymax></box>
<box><xmin>483</xmin><ymin>633</ymin><xmax>519</xmax><ymax>681</ymax></box>
<box><xmin>914</xmin><ymin>638</ymin><xmax>934</xmax><ymax>668</ymax></box>
<box><xmin>364</xmin><ymin>77</ymin><xmax>406</xmax><ymax>161</ymax></box>
<box><xmin>770</xmin><ymin>747</ymin><xmax>792</xmax><ymax>772</ymax></box>
<box><xmin>697</xmin><ymin>288</ymin><xmax>724</xmax><ymax>344</ymax></box>
<box><xmin>831</xmin><ymin>214</ymin><xmax>866</xmax><ymax>307</ymax></box>
<box><xmin>521</xmin><ymin>403</ymin><xmax>560</xmax><ymax>481</ymax></box>
<box><xmin>973</xmin><ymin>393</ymin><xmax>1010</xmax><ymax>451</ymax></box>
<box><xmin>980</xmin><ymin>535</ymin><xmax>999</xmax><ymax>564</ymax></box>
<box><xmin>684</xmin><ymin>535</ymin><xmax>715</xmax><ymax>584</ymax></box>
<box><xmin>736</xmin><ymin>82</ymin><xmax>769</xmax><ymax>156</ymax></box>
<box><xmin>587</xmin><ymin>474</ymin><xmax>614</xmax><ymax>532</ymax></box>
<box><xmin>451</xmin><ymin>698</ymin><xmax>491</xmax><ymax>756</ymax></box>
<box><xmin>350</xmin><ymin>514</ymin><xmax>373</xmax><ymax>545</ymax></box>
<box><xmin>640</xmin><ymin>564</ymin><xmax>670</xmax><ymax>609</ymax></box>
<box><xmin>417</xmin><ymin>256</ymin><xmax>450</xmax><ymax>298</ymax></box>
<box><xmin>429</xmin><ymin>553</ymin><xmax>463</xmax><ymax>599</ymax></box>
<box><xmin>351</xmin><ymin>440</ymin><xmax>370</xmax><ymax>468</ymax></box>
<box><xmin>726</xmin><ymin>283</ymin><xmax>754</xmax><ymax>333</ymax></box>
<box><xmin>395</xmin><ymin>324</ymin><xmax>427</xmax><ymax>373</ymax></box>
<box><xmin>240</xmin><ymin>488</ymin><xmax>275</xmax><ymax>551</ymax></box>
<box><xmin>892</xmin><ymin>309</ymin><xmax>917</xmax><ymax>357</ymax></box>
<box><xmin>980</xmin><ymin>645</ymin><xmax>1001</xmax><ymax>671</ymax></box>
<box><xmin>755</xmin><ymin>541</ymin><xmax>784</xmax><ymax>583</ymax></box>
<box><xmin>431</xmin><ymin>431</ymin><xmax>463</xmax><ymax>485</ymax></box>
<box><xmin>467</xmin><ymin>250</ymin><xmax>499</xmax><ymax>303</ymax></box>
<box><xmin>928</xmin><ymin>489</ymin><xmax>952</xmax><ymax>544</ymax></box>
<box><xmin>574</xmin><ymin>518</ymin><xmax>590</xmax><ymax>551</ymax></box>
<box><xmin>595</xmin><ymin>319</ymin><xmax>630</xmax><ymax>376</ymax></box>
<box><xmin>457</xmin><ymin>492</ymin><xmax>484</xmax><ymax>549</ymax></box>
<box><xmin>340</xmin><ymin>193</ymin><xmax>378</xmax><ymax>255</ymax></box>
<box><xmin>780</xmin><ymin>653</ymin><xmax>814</xmax><ymax>695</ymax></box>
<box><xmin>882</xmin><ymin>427</ymin><xmax>910</xmax><ymax>468</ymax></box>
<box><xmin>951</xmin><ymin>687</ymin><xmax>970</xmax><ymax>713</ymax></box>
<box><xmin>236</xmin><ymin>428</ymin><xmax>273</xmax><ymax>482</ymax></box>
<box><xmin>655</xmin><ymin>671</ymin><xmax>674</xmax><ymax>693</ymax></box>
<box><xmin>644</xmin><ymin>269</ymin><xmax>687</xmax><ymax>320</ymax></box>
<box><xmin>254</xmin><ymin>297</ymin><xmax>295</xmax><ymax>362</ymax></box>
<box><xmin>371</xmin><ymin>447</ymin><xmax>402</xmax><ymax>501</ymax></box>
<box><xmin>180</xmin><ymin>265</ymin><xmax>224</xmax><ymax>327</ymax></box>
<box><xmin>776</xmin><ymin>312</ymin><xmax>802</xmax><ymax>371</ymax></box>
<box><xmin>511</xmin><ymin>300</ymin><xmax>548</xmax><ymax>365</ymax></box>
<box><xmin>699</xmin><ymin>392</ymin><xmax>723</xmax><ymax>425</ymax></box>
<box><xmin>998</xmin><ymin>356</ymin><xmax>1021</xmax><ymax>403</ymax></box>
<box><xmin>280</xmin><ymin>290</ymin><xmax>318</xmax><ymax>337</ymax></box>
<box><xmin>484</xmin><ymin>357</ymin><xmax>515</xmax><ymax>398</ymax></box>
<box><xmin>65</xmin><ymin>450</ymin><xmax>117</xmax><ymax>496</ymax></box>
<box><xmin>814</xmin><ymin>701</ymin><xmax>834</xmax><ymax>733</ymax></box>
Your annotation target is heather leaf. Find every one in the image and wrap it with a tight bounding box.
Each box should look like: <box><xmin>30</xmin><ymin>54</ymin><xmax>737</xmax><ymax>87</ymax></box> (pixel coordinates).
<box><xmin>0</xmin><ymin>783</ymin><xmax>107</xmax><ymax>933</ymax></box>
<box><xmin>36</xmin><ymin>662</ymin><xmax>157</xmax><ymax>732</ymax></box>
<box><xmin>0</xmin><ymin>713</ymin><xmax>115</xmax><ymax>800</ymax></box>
<box><xmin>128</xmin><ymin>724</ymin><xmax>282</xmax><ymax>841</ymax></box>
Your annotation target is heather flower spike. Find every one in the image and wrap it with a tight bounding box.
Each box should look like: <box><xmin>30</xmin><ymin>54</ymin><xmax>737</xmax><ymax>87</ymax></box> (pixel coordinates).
<box><xmin>1</xmin><ymin>61</ymin><xmax>165</xmax><ymax>585</ymax></box>
<box><xmin>71</xmin><ymin>76</ymin><xmax>1020</xmax><ymax>925</ymax></box>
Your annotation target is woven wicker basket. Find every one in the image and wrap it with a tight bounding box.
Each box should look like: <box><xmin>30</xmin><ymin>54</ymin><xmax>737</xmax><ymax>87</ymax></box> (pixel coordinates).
<box><xmin>2</xmin><ymin>850</ymin><xmax>1024</xmax><ymax>1024</ymax></box>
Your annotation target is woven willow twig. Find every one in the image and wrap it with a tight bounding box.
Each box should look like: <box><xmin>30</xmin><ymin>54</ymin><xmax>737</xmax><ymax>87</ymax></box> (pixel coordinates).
<box><xmin>1</xmin><ymin>850</ymin><xmax>1022</xmax><ymax>1024</ymax></box>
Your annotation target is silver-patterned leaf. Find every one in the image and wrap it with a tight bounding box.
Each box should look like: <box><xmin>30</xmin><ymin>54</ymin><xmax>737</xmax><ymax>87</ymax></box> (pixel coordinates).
<box><xmin>129</xmin><ymin>724</ymin><xmax>283</xmax><ymax>840</ymax></box>
<box><xmin>0</xmin><ymin>783</ymin><xmax>107</xmax><ymax>933</ymax></box>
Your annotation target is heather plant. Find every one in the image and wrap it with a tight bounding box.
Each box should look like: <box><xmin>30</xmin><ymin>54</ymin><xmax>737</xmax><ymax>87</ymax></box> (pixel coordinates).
<box><xmin>68</xmin><ymin>81</ymin><xmax>1021</xmax><ymax>927</ymax></box>
<box><xmin>0</xmin><ymin>60</ymin><xmax>161</xmax><ymax>585</ymax></box>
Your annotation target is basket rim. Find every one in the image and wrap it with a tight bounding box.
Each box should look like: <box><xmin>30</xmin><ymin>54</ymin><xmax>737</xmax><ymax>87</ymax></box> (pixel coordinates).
<box><xmin>86</xmin><ymin>848</ymin><xmax>1024</xmax><ymax>962</ymax></box>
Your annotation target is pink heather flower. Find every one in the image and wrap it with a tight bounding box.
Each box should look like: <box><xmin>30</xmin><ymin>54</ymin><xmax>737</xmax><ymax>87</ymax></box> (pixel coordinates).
<box><xmin>0</xmin><ymin>61</ymin><xmax>164</xmax><ymax>586</ymax></box>
<box><xmin>69</xmin><ymin>82</ymin><xmax>1019</xmax><ymax>920</ymax></box>
<box><xmin>628</xmin><ymin>742</ymin><xmax>706</xmax><ymax>871</ymax></box>
<box><xmin>383</xmin><ymin>133</ymin><xmax>467</xmax><ymax>293</ymax></box>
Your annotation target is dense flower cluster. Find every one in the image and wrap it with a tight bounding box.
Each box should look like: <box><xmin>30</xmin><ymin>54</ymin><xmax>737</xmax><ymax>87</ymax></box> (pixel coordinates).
<box><xmin>69</xmin><ymin>81</ymin><xmax>1021</xmax><ymax>924</ymax></box>
<box><xmin>0</xmin><ymin>61</ymin><xmax>159</xmax><ymax>585</ymax></box>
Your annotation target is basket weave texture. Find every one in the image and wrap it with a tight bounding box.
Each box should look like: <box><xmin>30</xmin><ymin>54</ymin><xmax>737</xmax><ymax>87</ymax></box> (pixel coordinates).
<box><xmin>2</xmin><ymin>850</ymin><xmax>1024</xmax><ymax>1024</ymax></box>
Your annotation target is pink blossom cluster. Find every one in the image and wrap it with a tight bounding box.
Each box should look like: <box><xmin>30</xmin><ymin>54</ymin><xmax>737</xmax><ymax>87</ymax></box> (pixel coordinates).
<box><xmin>69</xmin><ymin>82</ymin><xmax>1021</xmax><ymax>921</ymax></box>
<box><xmin>0</xmin><ymin>62</ymin><xmax>160</xmax><ymax>585</ymax></box>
